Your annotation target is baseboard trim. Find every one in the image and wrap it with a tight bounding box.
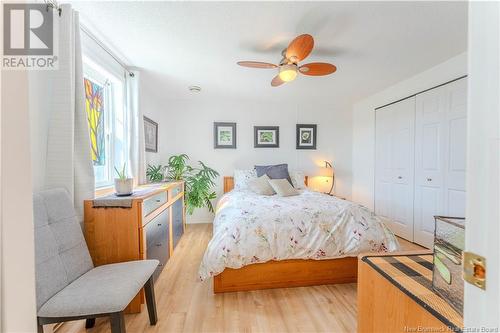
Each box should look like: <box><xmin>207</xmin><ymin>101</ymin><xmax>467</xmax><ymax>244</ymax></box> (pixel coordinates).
<box><xmin>186</xmin><ymin>219</ymin><xmax>213</xmax><ymax>224</ymax></box>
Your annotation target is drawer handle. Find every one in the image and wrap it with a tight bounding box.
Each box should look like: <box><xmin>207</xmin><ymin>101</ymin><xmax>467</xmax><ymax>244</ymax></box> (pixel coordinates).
<box><xmin>427</xmin><ymin>178</ymin><xmax>432</xmax><ymax>181</ymax></box>
<box><xmin>156</xmin><ymin>199</ymin><xmax>161</xmax><ymax>203</ymax></box>
<box><xmin>157</xmin><ymin>223</ymin><xmax>162</xmax><ymax>226</ymax></box>
<box><xmin>397</xmin><ymin>176</ymin><xmax>402</xmax><ymax>179</ymax></box>
<box><xmin>158</xmin><ymin>263</ymin><xmax>164</xmax><ymax>267</ymax></box>
<box><xmin>156</xmin><ymin>243</ymin><xmax>162</xmax><ymax>247</ymax></box>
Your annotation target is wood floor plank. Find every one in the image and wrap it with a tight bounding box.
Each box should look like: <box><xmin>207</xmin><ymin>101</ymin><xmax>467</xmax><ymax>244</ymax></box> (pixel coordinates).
<box><xmin>57</xmin><ymin>223</ymin><xmax>421</xmax><ymax>333</ymax></box>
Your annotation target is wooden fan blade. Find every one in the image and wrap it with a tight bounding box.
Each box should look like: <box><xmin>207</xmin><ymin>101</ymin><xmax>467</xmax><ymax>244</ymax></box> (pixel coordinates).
<box><xmin>286</xmin><ymin>34</ymin><xmax>314</xmax><ymax>62</ymax></box>
<box><xmin>237</xmin><ymin>61</ymin><xmax>278</xmax><ymax>69</ymax></box>
<box><xmin>299</xmin><ymin>62</ymin><xmax>337</xmax><ymax>76</ymax></box>
<box><xmin>271</xmin><ymin>75</ymin><xmax>285</xmax><ymax>87</ymax></box>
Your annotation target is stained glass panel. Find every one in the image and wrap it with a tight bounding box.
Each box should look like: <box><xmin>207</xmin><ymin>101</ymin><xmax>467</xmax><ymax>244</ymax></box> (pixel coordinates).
<box><xmin>84</xmin><ymin>78</ymin><xmax>105</xmax><ymax>166</ymax></box>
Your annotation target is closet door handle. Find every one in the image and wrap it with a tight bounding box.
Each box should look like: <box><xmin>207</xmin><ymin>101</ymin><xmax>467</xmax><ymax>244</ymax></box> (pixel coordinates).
<box><xmin>427</xmin><ymin>178</ymin><xmax>432</xmax><ymax>182</ymax></box>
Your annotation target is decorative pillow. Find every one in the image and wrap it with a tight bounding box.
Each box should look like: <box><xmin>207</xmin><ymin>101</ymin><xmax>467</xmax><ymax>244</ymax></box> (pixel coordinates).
<box><xmin>291</xmin><ymin>171</ymin><xmax>306</xmax><ymax>189</ymax></box>
<box><xmin>248</xmin><ymin>175</ymin><xmax>275</xmax><ymax>196</ymax></box>
<box><xmin>254</xmin><ymin>164</ymin><xmax>293</xmax><ymax>186</ymax></box>
<box><xmin>234</xmin><ymin>169</ymin><xmax>257</xmax><ymax>190</ymax></box>
<box><xmin>268</xmin><ymin>179</ymin><xmax>299</xmax><ymax>197</ymax></box>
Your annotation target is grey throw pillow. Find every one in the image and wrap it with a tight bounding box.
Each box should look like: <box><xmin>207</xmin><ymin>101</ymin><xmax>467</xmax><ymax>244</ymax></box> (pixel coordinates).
<box><xmin>254</xmin><ymin>164</ymin><xmax>293</xmax><ymax>186</ymax></box>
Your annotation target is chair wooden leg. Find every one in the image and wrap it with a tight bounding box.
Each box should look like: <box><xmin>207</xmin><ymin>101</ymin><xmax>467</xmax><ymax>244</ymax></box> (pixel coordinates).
<box><xmin>110</xmin><ymin>312</ymin><xmax>126</xmax><ymax>333</ymax></box>
<box><xmin>85</xmin><ymin>318</ymin><xmax>96</xmax><ymax>328</ymax></box>
<box><xmin>144</xmin><ymin>276</ymin><xmax>158</xmax><ymax>325</ymax></box>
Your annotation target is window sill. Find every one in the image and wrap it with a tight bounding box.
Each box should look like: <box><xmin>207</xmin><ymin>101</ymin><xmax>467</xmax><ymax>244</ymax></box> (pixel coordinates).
<box><xmin>95</xmin><ymin>185</ymin><xmax>114</xmax><ymax>198</ymax></box>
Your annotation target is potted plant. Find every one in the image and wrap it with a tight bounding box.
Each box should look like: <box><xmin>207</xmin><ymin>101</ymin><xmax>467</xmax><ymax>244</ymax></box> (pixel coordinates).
<box><xmin>114</xmin><ymin>163</ymin><xmax>133</xmax><ymax>196</ymax></box>
<box><xmin>166</xmin><ymin>154</ymin><xmax>219</xmax><ymax>214</ymax></box>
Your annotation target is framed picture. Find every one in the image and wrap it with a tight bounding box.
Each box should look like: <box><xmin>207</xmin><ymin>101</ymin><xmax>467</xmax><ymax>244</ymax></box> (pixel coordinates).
<box><xmin>214</xmin><ymin>122</ymin><xmax>237</xmax><ymax>149</ymax></box>
<box><xmin>144</xmin><ymin>116</ymin><xmax>158</xmax><ymax>152</ymax></box>
<box><xmin>254</xmin><ymin>126</ymin><xmax>279</xmax><ymax>148</ymax></box>
<box><xmin>296</xmin><ymin>124</ymin><xmax>317</xmax><ymax>150</ymax></box>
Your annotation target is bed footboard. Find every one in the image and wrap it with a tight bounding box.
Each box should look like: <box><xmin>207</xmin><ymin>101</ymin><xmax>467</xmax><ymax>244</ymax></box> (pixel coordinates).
<box><xmin>213</xmin><ymin>257</ymin><xmax>357</xmax><ymax>293</ymax></box>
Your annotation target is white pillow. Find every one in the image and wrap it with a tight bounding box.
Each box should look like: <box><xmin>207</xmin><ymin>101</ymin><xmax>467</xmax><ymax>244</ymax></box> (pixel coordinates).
<box><xmin>248</xmin><ymin>175</ymin><xmax>275</xmax><ymax>196</ymax></box>
<box><xmin>268</xmin><ymin>179</ymin><xmax>299</xmax><ymax>197</ymax></box>
<box><xmin>291</xmin><ymin>171</ymin><xmax>306</xmax><ymax>189</ymax></box>
<box><xmin>234</xmin><ymin>169</ymin><xmax>257</xmax><ymax>190</ymax></box>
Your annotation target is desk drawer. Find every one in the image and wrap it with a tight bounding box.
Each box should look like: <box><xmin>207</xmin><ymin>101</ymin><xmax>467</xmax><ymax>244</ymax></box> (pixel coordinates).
<box><xmin>172</xmin><ymin>199</ymin><xmax>184</xmax><ymax>249</ymax></box>
<box><xmin>145</xmin><ymin>209</ymin><xmax>170</xmax><ymax>281</ymax></box>
<box><xmin>170</xmin><ymin>183</ymin><xmax>183</xmax><ymax>198</ymax></box>
<box><xmin>143</xmin><ymin>191</ymin><xmax>168</xmax><ymax>217</ymax></box>
<box><xmin>144</xmin><ymin>209</ymin><xmax>169</xmax><ymax>248</ymax></box>
<box><xmin>147</xmin><ymin>237</ymin><xmax>169</xmax><ymax>281</ymax></box>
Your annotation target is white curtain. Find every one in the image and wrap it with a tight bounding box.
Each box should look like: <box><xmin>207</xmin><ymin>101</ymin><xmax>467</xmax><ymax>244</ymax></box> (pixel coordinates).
<box><xmin>45</xmin><ymin>5</ymin><xmax>94</xmax><ymax>218</ymax></box>
<box><xmin>127</xmin><ymin>70</ymin><xmax>147</xmax><ymax>185</ymax></box>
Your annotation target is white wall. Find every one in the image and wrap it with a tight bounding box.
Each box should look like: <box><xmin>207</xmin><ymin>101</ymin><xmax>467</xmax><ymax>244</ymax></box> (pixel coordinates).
<box><xmin>140</xmin><ymin>74</ymin><xmax>353</xmax><ymax>223</ymax></box>
<box><xmin>464</xmin><ymin>1</ymin><xmax>499</xmax><ymax>327</ymax></box>
<box><xmin>140</xmin><ymin>72</ymin><xmax>165</xmax><ymax>167</ymax></box>
<box><xmin>351</xmin><ymin>52</ymin><xmax>467</xmax><ymax>209</ymax></box>
<box><xmin>1</xmin><ymin>71</ymin><xmax>38</xmax><ymax>332</ymax></box>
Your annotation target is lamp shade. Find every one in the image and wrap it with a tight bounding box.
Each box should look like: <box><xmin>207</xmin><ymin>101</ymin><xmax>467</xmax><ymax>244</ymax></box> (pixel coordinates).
<box><xmin>278</xmin><ymin>64</ymin><xmax>298</xmax><ymax>82</ymax></box>
<box><xmin>323</xmin><ymin>161</ymin><xmax>335</xmax><ymax>195</ymax></box>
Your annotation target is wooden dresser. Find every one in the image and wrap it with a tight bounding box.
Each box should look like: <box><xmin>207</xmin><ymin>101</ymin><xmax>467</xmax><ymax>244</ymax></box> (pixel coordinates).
<box><xmin>357</xmin><ymin>252</ymin><xmax>463</xmax><ymax>332</ymax></box>
<box><xmin>83</xmin><ymin>182</ymin><xmax>185</xmax><ymax>313</ymax></box>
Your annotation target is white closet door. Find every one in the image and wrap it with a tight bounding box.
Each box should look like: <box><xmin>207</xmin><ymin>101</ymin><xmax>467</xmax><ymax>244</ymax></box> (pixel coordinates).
<box><xmin>414</xmin><ymin>87</ymin><xmax>445</xmax><ymax>247</ymax></box>
<box><xmin>414</xmin><ymin>78</ymin><xmax>467</xmax><ymax>248</ymax></box>
<box><xmin>375</xmin><ymin>97</ymin><xmax>415</xmax><ymax>241</ymax></box>
<box><xmin>444</xmin><ymin>78</ymin><xmax>467</xmax><ymax>217</ymax></box>
<box><xmin>375</xmin><ymin>107</ymin><xmax>393</xmax><ymax>219</ymax></box>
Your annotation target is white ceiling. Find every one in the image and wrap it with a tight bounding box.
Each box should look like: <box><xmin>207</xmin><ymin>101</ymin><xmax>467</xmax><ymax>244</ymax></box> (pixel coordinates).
<box><xmin>71</xmin><ymin>1</ymin><xmax>467</xmax><ymax>105</ymax></box>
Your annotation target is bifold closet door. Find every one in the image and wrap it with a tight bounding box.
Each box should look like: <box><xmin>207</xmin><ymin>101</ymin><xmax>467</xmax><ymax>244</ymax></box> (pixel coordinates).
<box><xmin>414</xmin><ymin>78</ymin><xmax>467</xmax><ymax>248</ymax></box>
<box><xmin>375</xmin><ymin>97</ymin><xmax>415</xmax><ymax>241</ymax></box>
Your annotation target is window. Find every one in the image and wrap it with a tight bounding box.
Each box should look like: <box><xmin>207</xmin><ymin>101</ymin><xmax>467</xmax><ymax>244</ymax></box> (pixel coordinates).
<box><xmin>83</xmin><ymin>57</ymin><xmax>128</xmax><ymax>188</ymax></box>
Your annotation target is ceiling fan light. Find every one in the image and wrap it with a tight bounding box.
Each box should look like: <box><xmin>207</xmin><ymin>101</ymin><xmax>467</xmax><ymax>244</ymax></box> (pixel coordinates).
<box><xmin>278</xmin><ymin>64</ymin><xmax>298</xmax><ymax>82</ymax></box>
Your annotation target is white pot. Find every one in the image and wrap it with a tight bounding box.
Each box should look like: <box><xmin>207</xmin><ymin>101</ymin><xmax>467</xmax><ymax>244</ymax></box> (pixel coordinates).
<box><xmin>114</xmin><ymin>178</ymin><xmax>133</xmax><ymax>195</ymax></box>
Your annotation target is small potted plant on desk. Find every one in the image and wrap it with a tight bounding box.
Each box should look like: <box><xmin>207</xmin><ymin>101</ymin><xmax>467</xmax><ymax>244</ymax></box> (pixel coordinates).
<box><xmin>114</xmin><ymin>163</ymin><xmax>133</xmax><ymax>196</ymax></box>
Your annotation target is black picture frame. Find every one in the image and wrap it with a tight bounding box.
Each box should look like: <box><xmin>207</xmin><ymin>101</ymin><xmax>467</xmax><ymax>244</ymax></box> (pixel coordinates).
<box><xmin>144</xmin><ymin>116</ymin><xmax>158</xmax><ymax>153</ymax></box>
<box><xmin>214</xmin><ymin>122</ymin><xmax>237</xmax><ymax>149</ymax></box>
<box><xmin>254</xmin><ymin>126</ymin><xmax>279</xmax><ymax>148</ymax></box>
<box><xmin>296</xmin><ymin>124</ymin><xmax>317</xmax><ymax>150</ymax></box>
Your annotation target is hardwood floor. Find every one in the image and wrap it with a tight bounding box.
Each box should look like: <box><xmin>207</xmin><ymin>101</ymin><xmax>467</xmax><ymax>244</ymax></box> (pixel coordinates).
<box><xmin>58</xmin><ymin>224</ymin><xmax>423</xmax><ymax>333</ymax></box>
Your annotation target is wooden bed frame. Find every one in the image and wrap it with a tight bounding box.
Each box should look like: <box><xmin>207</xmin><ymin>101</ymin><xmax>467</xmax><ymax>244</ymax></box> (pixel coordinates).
<box><xmin>213</xmin><ymin>176</ymin><xmax>357</xmax><ymax>293</ymax></box>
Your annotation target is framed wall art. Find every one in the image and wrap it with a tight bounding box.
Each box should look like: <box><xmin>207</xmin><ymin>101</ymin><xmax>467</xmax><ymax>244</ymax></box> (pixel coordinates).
<box><xmin>144</xmin><ymin>116</ymin><xmax>158</xmax><ymax>153</ymax></box>
<box><xmin>214</xmin><ymin>122</ymin><xmax>237</xmax><ymax>149</ymax></box>
<box><xmin>296</xmin><ymin>124</ymin><xmax>317</xmax><ymax>150</ymax></box>
<box><xmin>254</xmin><ymin>126</ymin><xmax>279</xmax><ymax>148</ymax></box>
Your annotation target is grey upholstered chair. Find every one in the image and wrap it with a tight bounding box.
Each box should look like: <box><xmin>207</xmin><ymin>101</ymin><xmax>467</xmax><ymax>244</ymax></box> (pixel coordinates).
<box><xmin>34</xmin><ymin>188</ymin><xmax>159</xmax><ymax>333</ymax></box>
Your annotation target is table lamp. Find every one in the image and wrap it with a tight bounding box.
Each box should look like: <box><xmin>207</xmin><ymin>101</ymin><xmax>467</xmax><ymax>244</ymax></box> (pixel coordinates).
<box><xmin>324</xmin><ymin>161</ymin><xmax>335</xmax><ymax>195</ymax></box>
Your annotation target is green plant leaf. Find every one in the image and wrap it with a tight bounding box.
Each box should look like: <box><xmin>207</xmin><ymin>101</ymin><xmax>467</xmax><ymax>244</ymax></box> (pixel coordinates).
<box><xmin>164</xmin><ymin>154</ymin><xmax>218</xmax><ymax>215</ymax></box>
<box><xmin>146</xmin><ymin>164</ymin><xmax>165</xmax><ymax>182</ymax></box>
<box><xmin>114</xmin><ymin>163</ymin><xmax>127</xmax><ymax>179</ymax></box>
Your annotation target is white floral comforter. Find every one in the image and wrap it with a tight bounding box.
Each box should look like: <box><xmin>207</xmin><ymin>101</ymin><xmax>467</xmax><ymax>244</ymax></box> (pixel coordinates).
<box><xmin>198</xmin><ymin>189</ymin><xmax>399</xmax><ymax>280</ymax></box>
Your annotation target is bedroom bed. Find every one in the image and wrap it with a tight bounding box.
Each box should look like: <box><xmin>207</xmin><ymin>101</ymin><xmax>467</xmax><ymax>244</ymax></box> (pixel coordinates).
<box><xmin>199</xmin><ymin>175</ymin><xmax>399</xmax><ymax>293</ymax></box>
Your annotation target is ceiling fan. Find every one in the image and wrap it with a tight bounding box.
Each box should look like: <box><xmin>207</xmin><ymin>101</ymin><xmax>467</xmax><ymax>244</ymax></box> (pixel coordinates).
<box><xmin>237</xmin><ymin>34</ymin><xmax>337</xmax><ymax>87</ymax></box>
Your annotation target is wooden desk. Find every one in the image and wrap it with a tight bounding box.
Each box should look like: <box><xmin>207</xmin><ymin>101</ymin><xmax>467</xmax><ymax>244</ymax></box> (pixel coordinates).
<box><xmin>84</xmin><ymin>182</ymin><xmax>185</xmax><ymax>313</ymax></box>
<box><xmin>357</xmin><ymin>253</ymin><xmax>463</xmax><ymax>333</ymax></box>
